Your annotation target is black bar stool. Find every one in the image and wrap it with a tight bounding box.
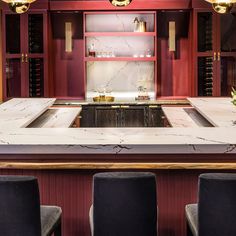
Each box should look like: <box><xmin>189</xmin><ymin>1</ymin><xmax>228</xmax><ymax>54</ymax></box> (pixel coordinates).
<box><xmin>185</xmin><ymin>173</ymin><xmax>236</xmax><ymax>236</ymax></box>
<box><xmin>0</xmin><ymin>175</ymin><xmax>62</xmax><ymax>236</ymax></box>
<box><xmin>89</xmin><ymin>172</ymin><xmax>158</xmax><ymax>236</ymax></box>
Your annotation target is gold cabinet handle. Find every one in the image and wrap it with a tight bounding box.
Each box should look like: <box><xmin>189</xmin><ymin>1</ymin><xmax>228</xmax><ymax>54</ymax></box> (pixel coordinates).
<box><xmin>120</xmin><ymin>105</ymin><xmax>130</xmax><ymax>109</ymax></box>
<box><xmin>25</xmin><ymin>54</ymin><xmax>28</xmax><ymax>63</ymax></box>
<box><xmin>111</xmin><ymin>106</ymin><xmax>120</xmax><ymax>109</ymax></box>
<box><xmin>213</xmin><ymin>52</ymin><xmax>216</xmax><ymax>61</ymax></box>
<box><xmin>149</xmin><ymin>105</ymin><xmax>158</xmax><ymax>108</ymax></box>
<box><xmin>218</xmin><ymin>52</ymin><xmax>221</xmax><ymax>61</ymax></box>
<box><xmin>21</xmin><ymin>53</ymin><xmax>24</xmax><ymax>63</ymax></box>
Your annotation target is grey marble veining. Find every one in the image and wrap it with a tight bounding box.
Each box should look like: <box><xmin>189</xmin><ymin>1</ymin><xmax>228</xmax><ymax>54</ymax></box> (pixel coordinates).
<box><xmin>27</xmin><ymin>108</ymin><xmax>81</xmax><ymax>128</ymax></box>
<box><xmin>0</xmin><ymin>127</ymin><xmax>236</xmax><ymax>154</ymax></box>
<box><xmin>86</xmin><ymin>36</ymin><xmax>154</xmax><ymax>57</ymax></box>
<box><xmin>85</xmin><ymin>13</ymin><xmax>155</xmax><ymax>32</ymax></box>
<box><xmin>0</xmin><ymin>98</ymin><xmax>56</xmax><ymax>129</ymax></box>
<box><xmin>188</xmin><ymin>97</ymin><xmax>236</xmax><ymax>127</ymax></box>
<box><xmin>86</xmin><ymin>61</ymin><xmax>154</xmax><ymax>97</ymax></box>
<box><xmin>0</xmin><ymin>98</ymin><xmax>236</xmax><ymax>154</ymax></box>
<box><xmin>162</xmin><ymin>107</ymin><xmax>213</xmax><ymax>128</ymax></box>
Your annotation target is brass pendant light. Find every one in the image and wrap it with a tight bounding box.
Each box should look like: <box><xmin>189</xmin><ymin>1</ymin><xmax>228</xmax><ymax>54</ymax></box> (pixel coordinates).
<box><xmin>1</xmin><ymin>0</ymin><xmax>36</xmax><ymax>14</ymax></box>
<box><xmin>205</xmin><ymin>0</ymin><xmax>236</xmax><ymax>13</ymax></box>
<box><xmin>109</xmin><ymin>0</ymin><xmax>132</xmax><ymax>7</ymax></box>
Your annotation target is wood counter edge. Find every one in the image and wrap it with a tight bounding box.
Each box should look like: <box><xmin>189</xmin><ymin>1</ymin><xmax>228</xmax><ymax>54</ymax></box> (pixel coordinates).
<box><xmin>1</xmin><ymin>162</ymin><xmax>236</xmax><ymax>170</ymax></box>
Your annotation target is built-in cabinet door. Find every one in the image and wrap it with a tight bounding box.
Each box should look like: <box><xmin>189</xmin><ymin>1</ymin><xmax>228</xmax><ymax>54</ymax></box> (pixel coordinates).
<box><xmin>120</xmin><ymin>106</ymin><xmax>147</xmax><ymax>127</ymax></box>
<box><xmin>2</xmin><ymin>11</ymin><xmax>47</xmax><ymax>100</ymax></box>
<box><xmin>148</xmin><ymin>105</ymin><xmax>163</xmax><ymax>127</ymax></box>
<box><xmin>195</xmin><ymin>10</ymin><xmax>218</xmax><ymax>96</ymax></box>
<box><xmin>95</xmin><ymin>106</ymin><xmax>120</xmax><ymax>127</ymax></box>
<box><xmin>80</xmin><ymin>106</ymin><xmax>95</xmax><ymax>127</ymax></box>
<box><xmin>4</xmin><ymin>14</ymin><xmax>25</xmax><ymax>97</ymax></box>
<box><xmin>80</xmin><ymin>105</ymin><xmax>166</xmax><ymax>127</ymax></box>
<box><xmin>5</xmin><ymin>58</ymin><xmax>22</xmax><ymax>97</ymax></box>
<box><xmin>195</xmin><ymin>10</ymin><xmax>236</xmax><ymax>96</ymax></box>
<box><xmin>218</xmin><ymin>14</ymin><xmax>236</xmax><ymax>96</ymax></box>
<box><xmin>27</xmin><ymin>13</ymin><xmax>47</xmax><ymax>97</ymax></box>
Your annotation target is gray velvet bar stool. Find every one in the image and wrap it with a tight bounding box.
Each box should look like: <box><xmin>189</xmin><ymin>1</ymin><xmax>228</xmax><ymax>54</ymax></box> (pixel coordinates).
<box><xmin>0</xmin><ymin>175</ymin><xmax>62</xmax><ymax>236</ymax></box>
<box><xmin>89</xmin><ymin>172</ymin><xmax>158</xmax><ymax>236</ymax></box>
<box><xmin>185</xmin><ymin>173</ymin><xmax>236</xmax><ymax>236</ymax></box>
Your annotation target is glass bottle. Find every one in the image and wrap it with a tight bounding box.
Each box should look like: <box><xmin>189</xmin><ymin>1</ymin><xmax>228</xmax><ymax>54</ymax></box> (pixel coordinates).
<box><xmin>88</xmin><ymin>43</ymin><xmax>96</xmax><ymax>57</ymax></box>
<box><xmin>133</xmin><ymin>17</ymin><xmax>139</xmax><ymax>32</ymax></box>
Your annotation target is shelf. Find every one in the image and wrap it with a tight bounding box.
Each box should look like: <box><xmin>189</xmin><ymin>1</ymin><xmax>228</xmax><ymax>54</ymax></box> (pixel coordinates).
<box><xmin>84</xmin><ymin>32</ymin><xmax>156</xmax><ymax>37</ymax></box>
<box><xmin>85</xmin><ymin>57</ymin><xmax>156</xmax><ymax>62</ymax></box>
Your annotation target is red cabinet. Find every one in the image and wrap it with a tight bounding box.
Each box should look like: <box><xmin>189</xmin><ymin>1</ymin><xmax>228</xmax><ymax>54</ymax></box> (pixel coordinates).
<box><xmin>2</xmin><ymin>11</ymin><xmax>48</xmax><ymax>99</ymax></box>
<box><xmin>193</xmin><ymin>9</ymin><xmax>236</xmax><ymax>97</ymax></box>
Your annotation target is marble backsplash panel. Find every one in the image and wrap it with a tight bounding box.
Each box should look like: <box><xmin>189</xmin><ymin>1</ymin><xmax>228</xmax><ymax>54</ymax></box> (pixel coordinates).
<box><xmin>86</xmin><ymin>36</ymin><xmax>155</xmax><ymax>57</ymax></box>
<box><xmin>85</xmin><ymin>13</ymin><xmax>155</xmax><ymax>32</ymax></box>
<box><xmin>86</xmin><ymin>61</ymin><xmax>155</xmax><ymax>99</ymax></box>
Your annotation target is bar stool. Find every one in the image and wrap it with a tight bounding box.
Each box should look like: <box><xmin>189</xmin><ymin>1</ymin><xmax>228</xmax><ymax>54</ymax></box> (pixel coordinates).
<box><xmin>0</xmin><ymin>175</ymin><xmax>62</xmax><ymax>236</ymax></box>
<box><xmin>185</xmin><ymin>173</ymin><xmax>236</xmax><ymax>236</ymax></box>
<box><xmin>89</xmin><ymin>172</ymin><xmax>158</xmax><ymax>236</ymax></box>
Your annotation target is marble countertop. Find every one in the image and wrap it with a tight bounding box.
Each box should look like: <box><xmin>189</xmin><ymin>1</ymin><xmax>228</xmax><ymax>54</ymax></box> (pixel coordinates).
<box><xmin>0</xmin><ymin>97</ymin><xmax>236</xmax><ymax>154</ymax></box>
<box><xmin>188</xmin><ymin>97</ymin><xmax>236</xmax><ymax>127</ymax></box>
<box><xmin>0</xmin><ymin>98</ymin><xmax>56</xmax><ymax>129</ymax></box>
<box><xmin>162</xmin><ymin>106</ymin><xmax>213</xmax><ymax>127</ymax></box>
<box><xmin>28</xmin><ymin>107</ymin><xmax>81</xmax><ymax>128</ymax></box>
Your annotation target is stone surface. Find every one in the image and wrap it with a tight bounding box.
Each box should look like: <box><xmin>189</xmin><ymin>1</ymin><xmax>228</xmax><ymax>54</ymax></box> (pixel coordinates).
<box><xmin>188</xmin><ymin>97</ymin><xmax>236</xmax><ymax>127</ymax></box>
<box><xmin>0</xmin><ymin>98</ymin><xmax>236</xmax><ymax>154</ymax></box>
<box><xmin>28</xmin><ymin>108</ymin><xmax>81</xmax><ymax>128</ymax></box>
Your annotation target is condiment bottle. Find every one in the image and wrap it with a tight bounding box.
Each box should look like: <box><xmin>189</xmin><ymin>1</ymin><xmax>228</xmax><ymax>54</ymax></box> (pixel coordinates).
<box><xmin>88</xmin><ymin>43</ymin><xmax>96</xmax><ymax>57</ymax></box>
<box><xmin>133</xmin><ymin>17</ymin><xmax>139</xmax><ymax>32</ymax></box>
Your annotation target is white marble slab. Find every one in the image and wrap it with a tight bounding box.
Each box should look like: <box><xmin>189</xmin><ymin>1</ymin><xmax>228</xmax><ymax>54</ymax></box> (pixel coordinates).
<box><xmin>0</xmin><ymin>98</ymin><xmax>56</xmax><ymax>129</ymax></box>
<box><xmin>85</xmin><ymin>13</ymin><xmax>155</xmax><ymax>32</ymax></box>
<box><xmin>86</xmin><ymin>36</ymin><xmax>154</xmax><ymax>57</ymax></box>
<box><xmin>0</xmin><ymin>98</ymin><xmax>236</xmax><ymax>155</ymax></box>
<box><xmin>27</xmin><ymin>107</ymin><xmax>81</xmax><ymax>128</ymax></box>
<box><xmin>86</xmin><ymin>61</ymin><xmax>154</xmax><ymax>96</ymax></box>
<box><xmin>188</xmin><ymin>97</ymin><xmax>236</xmax><ymax>127</ymax></box>
<box><xmin>0</xmin><ymin>127</ymin><xmax>236</xmax><ymax>154</ymax></box>
<box><xmin>162</xmin><ymin>107</ymin><xmax>213</xmax><ymax>128</ymax></box>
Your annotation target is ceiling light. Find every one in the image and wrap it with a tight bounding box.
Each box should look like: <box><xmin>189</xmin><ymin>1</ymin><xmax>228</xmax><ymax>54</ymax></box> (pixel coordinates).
<box><xmin>109</xmin><ymin>0</ymin><xmax>132</xmax><ymax>7</ymax></box>
<box><xmin>1</xmin><ymin>0</ymin><xmax>36</xmax><ymax>14</ymax></box>
<box><xmin>205</xmin><ymin>0</ymin><xmax>236</xmax><ymax>13</ymax></box>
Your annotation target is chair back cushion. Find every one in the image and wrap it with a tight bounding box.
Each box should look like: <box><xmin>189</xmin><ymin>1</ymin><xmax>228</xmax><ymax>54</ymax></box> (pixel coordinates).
<box><xmin>93</xmin><ymin>172</ymin><xmax>157</xmax><ymax>236</ymax></box>
<box><xmin>0</xmin><ymin>175</ymin><xmax>41</xmax><ymax>236</ymax></box>
<box><xmin>199</xmin><ymin>173</ymin><xmax>236</xmax><ymax>236</ymax></box>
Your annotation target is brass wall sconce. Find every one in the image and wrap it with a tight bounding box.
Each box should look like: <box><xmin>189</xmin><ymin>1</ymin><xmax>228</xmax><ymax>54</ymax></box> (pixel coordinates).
<box><xmin>65</xmin><ymin>22</ymin><xmax>72</xmax><ymax>53</ymax></box>
<box><xmin>1</xmin><ymin>0</ymin><xmax>36</xmax><ymax>14</ymax></box>
<box><xmin>205</xmin><ymin>0</ymin><xmax>236</xmax><ymax>14</ymax></box>
<box><xmin>109</xmin><ymin>0</ymin><xmax>132</xmax><ymax>7</ymax></box>
<box><xmin>169</xmin><ymin>21</ymin><xmax>176</xmax><ymax>52</ymax></box>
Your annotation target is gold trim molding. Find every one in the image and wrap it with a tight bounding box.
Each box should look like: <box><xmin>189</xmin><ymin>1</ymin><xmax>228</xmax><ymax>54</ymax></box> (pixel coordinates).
<box><xmin>1</xmin><ymin>162</ymin><xmax>236</xmax><ymax>170</ymax></box>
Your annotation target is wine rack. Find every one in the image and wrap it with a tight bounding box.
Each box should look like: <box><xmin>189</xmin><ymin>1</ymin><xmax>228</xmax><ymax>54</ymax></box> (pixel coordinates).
<box><xmin>28</xmin><ymin>14</ymin><xmax>43</xmax><ymax>54</ymax></box>
<box><xmin>198</xmin><ymin>12</ymin><xmax>212</xmax><ymax>52</ymax></box>
<box><xmin>3</xmin><ymin>11</ymin><xmax>47</xmax><ymax>100</ymax></box>
<box><xmin>198</xmin><ymin>57</ymin><xmax>213</xmax><ymax>96</ymax></box>
<box><xmin>29</xmin><ymin>58</ymin><xmax>44</xmax><ymax>97</ymax></box>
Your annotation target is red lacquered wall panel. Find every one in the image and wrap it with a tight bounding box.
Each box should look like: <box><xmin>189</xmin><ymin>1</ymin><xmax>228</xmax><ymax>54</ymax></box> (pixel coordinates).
<box><xmin>158</xmin><ymin>38</ymin><xmax>190</xmax><ymax>97</ymax></box>
<box><xmin>52</xmin><ymin>39</ymin><xmax>85</xmax><ymax>98</ymax></box>
<box><xmin>51</xmin><ymin>12</ymin><xmax>85</xmax><ymax>98</ymax></box>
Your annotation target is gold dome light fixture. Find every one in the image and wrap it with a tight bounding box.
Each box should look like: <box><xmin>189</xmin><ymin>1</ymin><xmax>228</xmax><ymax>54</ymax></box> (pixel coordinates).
<box><xmin>1</xmin><ymin>0</ymin><xmax>36</xmax><ymax>14</ymax></box>
<box><xmin>205</xmin><ymin>0</ymin><xmax>236</xmax><ymax>14</ymax></box>
<box><xmin>109</xmin><ymin>0</ymin><xmax>132</xmax><ymax>7</ymax></box>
